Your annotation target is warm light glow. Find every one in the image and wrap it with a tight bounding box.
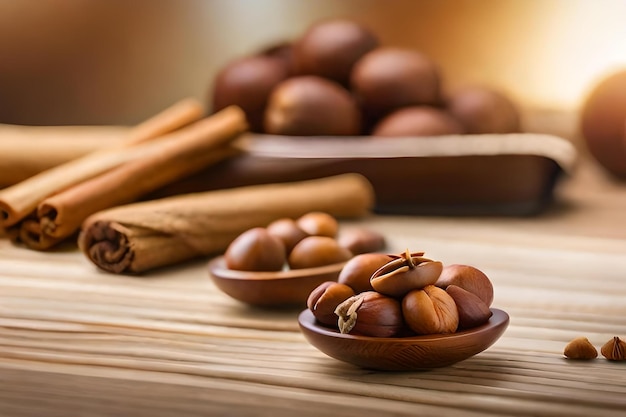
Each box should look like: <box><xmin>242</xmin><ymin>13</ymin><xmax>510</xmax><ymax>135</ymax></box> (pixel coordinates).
<box><xmin>521</xmin><ymin>1</ymin><xmax>626</xmax><ymax>110</ymax></box>
<box><xmin>2</xmin><ymin>1</ymin><xmax>625</xmax><ymax>125</ymax></box>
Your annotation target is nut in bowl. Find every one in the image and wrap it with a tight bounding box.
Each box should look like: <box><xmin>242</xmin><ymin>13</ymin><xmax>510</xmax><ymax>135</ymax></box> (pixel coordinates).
<box><xmin>207</xmin><ymin>211</ymin><xmax>386</xmax><ymax>307</ymax></box>
<box><xmin>299</xmin><ymin>249</ymin><xmax>509</xmax><ymax>370</ymax></box>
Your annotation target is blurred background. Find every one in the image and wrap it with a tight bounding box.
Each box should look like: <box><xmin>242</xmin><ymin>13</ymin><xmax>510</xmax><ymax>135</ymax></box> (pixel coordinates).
<box><xmin>1</xmin><ymin>0</ymin><xmax>625</xmax><ymax>133</ymax></box>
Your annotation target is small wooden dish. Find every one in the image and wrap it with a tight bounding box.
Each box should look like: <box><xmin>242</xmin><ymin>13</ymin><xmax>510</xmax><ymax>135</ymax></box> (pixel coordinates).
<box><xmin>298</xmin><ymin>308</ymin><xmax>509</xmax><ymax>370</ymax></box>
<box><xmin>208</xmin><ymin>256</ymin><xmax>345</xmax><ymax>307</ymax></box>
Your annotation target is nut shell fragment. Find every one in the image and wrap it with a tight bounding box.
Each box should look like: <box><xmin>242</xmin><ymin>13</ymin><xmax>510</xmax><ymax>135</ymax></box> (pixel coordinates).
<box><xmin>601</xmin><ymin>336</ymin><xmax>626</xmax><ymax>361</ymax></box>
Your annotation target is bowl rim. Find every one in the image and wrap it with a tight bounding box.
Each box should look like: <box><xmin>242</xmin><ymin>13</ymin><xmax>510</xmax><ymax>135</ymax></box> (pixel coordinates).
<box><xmin>298</xmin><ymin>307</ymin><xmax>509</xmax><ymax>343</ymax></box>
<box><xmin>239</xmin><ymin>133</ymin><xmax>577</xmax><ymax>173</ymax></box>
<box><xmin>208</xmin><ymin>256</ymin><xmax>346</xmax><ymax>281</ymax></box>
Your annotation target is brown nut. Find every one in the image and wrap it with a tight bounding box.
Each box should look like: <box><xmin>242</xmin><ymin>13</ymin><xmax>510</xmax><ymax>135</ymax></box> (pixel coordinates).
<box><xmin>288</xmin><ymin>236</ymin><xmax>352</xmax><ymax>269</ymax></box>
<box><xmin>307</xmin><ymin>281</ymin><xmax>355</xmax><ymax>327</ymax></box>
<box><xmin>402</xmin><ymin>285</ymin><xmax>459</xmax><ymax>335</ymax></box>
<box><xmin>580</xmin><ymin>69</ymin><xmax>626</xmax><ymax>178</ymax></box>
<box><xmin>264</xmin><ymin>75</ymin><xmax>361</xmax><ymax>136</ymax></box>
<box><xmin>211</xmin><ymin>55</ymin><xmax>290</xmax><ymax>132</ymax></box>
<box><xmin>335</xmin><ymin>291</ymin><xmax>403</xmax><ymax>337</ymax></box>
<box><xmin>224</xmin><ymin>227</ymin><xmax>286</xmax><ymax>271</ymax></box>
<box><xmin>258</xmin><ymin>41</ymin><xmax>295</xmax><ymax>75</ymax></box>
<box><xmin>445</xmin><ymin>285</ymin><xmax>492</xmax><ymax>329</ymax></box>
<box><xmin>337</xmin><ymin>228</ymin><xmax>386</xmax><ymax>255</ymax></box>
<box><xmin>372</xmin><ymin>106</ymin><xmax>464</xmax><ymax>137</ymax></box>
<box><xmin>351</xmin><ymin>47</ymin><xmax>442</xmax><ymax>119</ymax></box>
<box><xmin>563</xmin><ymin>337</ymin><xmax>598</xmax><ymax>360</ymax></box>
<box><xmin>601</xmin><ymin>336</ymin><xmax>626</xmax><ymax>361</ymax></box>
<box><xmin>447</xmin><ymin>85</ymin><xmax>520</xmax><ymax>134</ymax></box>
<box><xmin>266</xmin><ymin>217</ymin><xmax>308</xmax><ymax>253</ymax></box>
<box><xmin>337</xmin><ymin>253</ymin><xmax>394</xmax><ymax>293</ymax></box>
<box><xmin>370</xmin><ymin>250</ymin><xmax>443</xmax><ymax>297</ymax></box>
<box><xmin>293</xmin><ymin>18</ymin><xmax>378</xmax><ymax>86</ymax></box>
<box><xmin>296</xmin><ymin>212</ymin><xmax>338</xmax><ymax>238</ymax></box>
<box><xmin>435</xmin><ymin>264</ymin><xmax>494</xmax><ymax>307</ymax></box>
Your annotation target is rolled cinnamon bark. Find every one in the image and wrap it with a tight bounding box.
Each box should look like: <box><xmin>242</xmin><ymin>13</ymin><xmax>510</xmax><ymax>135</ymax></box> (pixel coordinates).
<box><xmin>0</xmin><ymin>124</ymin><xmax>127</xmax><ymax>187</ymax></box>
<box><xmin>0</xmin><ymin>98</ymin><xmax>204</xmax><ymax>228</ymax></box>
<box><xmin>79</xmin><ymin>174</ymin><xmax>375</xmax><ymax>274</ymax></box>
<box><xmin>16</xmin><ymin>106</ymin><xmax>246</xmax><ymax>250</ymax></box>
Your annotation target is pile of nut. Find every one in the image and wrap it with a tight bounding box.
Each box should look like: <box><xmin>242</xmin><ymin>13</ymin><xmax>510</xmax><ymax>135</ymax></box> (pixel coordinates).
<box><xmin>224</xmin><ymin>211</ymin><xmax>385</xmax><ymax>271</ymax></box>
<box><xmin>307</xmin><ymin>250</ymin><xmax>494</xmax><ymax>337</ymax></box>
<box><xmin>211</xmin><ymin>18</ymin><xmax>520</xmax><ymax>137</ymax></box>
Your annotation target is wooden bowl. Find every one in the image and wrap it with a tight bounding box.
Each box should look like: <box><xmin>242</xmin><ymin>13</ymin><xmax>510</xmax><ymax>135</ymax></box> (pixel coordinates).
<box><xmin>208</xmin><ymin>256</ymin><xmax>345</xmax><ymax>307</ymax></box>
<box><xmin>152</xmin><ymin>134</ymin><xmax>577</xmax><ymax>216</ymax></box>
<box><xmin>298</xmin><ymin>308</ymin><xmax>509</xmax><ymax>370</ymax></box>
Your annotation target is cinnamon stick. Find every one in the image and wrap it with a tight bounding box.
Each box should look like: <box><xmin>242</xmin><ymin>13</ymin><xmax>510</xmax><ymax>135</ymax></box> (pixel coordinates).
<box><xmin>0</xmin><ymin>124</ymin><xmax>127</xmax><ymax>187</ymax></box>
<box><xmin>78</xmin><ymin>174</ymin><xmax>375</xmax><ymax>274</ymax></box>
<box><xmin>0</xmin><ymin>98</ymin><xmax>204</xmax><ymax>228</ymax></box>
<box><xmin>16</xmin><ymin>106</ymin><xmax>247</xmax><ymax>250</ymax></box>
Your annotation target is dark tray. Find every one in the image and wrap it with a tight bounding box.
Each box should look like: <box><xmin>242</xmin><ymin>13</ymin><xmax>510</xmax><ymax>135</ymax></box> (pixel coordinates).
<box><xmin>152</xmin><ymin>133</ymin><xmax>577</xmax><ymax>216</ymax></box>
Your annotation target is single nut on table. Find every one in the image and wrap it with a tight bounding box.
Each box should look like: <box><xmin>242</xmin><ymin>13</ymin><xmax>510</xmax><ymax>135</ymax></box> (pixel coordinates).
<box><xmin>601</xmin><ymin>336</ymin><xmax>626</xmax><ymax>361</ymax></box>
<box><xmin>335</xmin><ymin>291</ymin><xmax>404</xmax><ymax>337</ymax></box>
<box><xmin>370</xmin><ymin>249</ymin><xmax>442</xmax><ymax>297</ymax></box>
<box><xmin>224</xmin><ymin>227</ymin><xmax>286</xmax><ymax>271</ymax></box>
<box><xmin>337</xmin><ymin>253</ymin><xmax>394</xmax><ymax>293</ymax></box>
<box><xmin>402</xmin><ymin>285</ymin><xmax>459</xmax><ymax>335</ymax></box>
<box><xmin>445</xmin><ymin>285</ymin><xmax>492</xmax><ymax>329</ymax></box>
<box><xmin>266</xmin><ymin>217</ymin><xmax>309</xmax><ymax>253</ymax></box>
<box><xmin>435</xmin><ymin>264</ymin><xmax>494</xmax><ymax>307</ymax></box>
<box><xmin>296</xmin><ymin>211</ymin><xmax>339</xmax><ymax>238</ymax></box>
<box><xmin>288</xmin><ymin>236</ymin><xmax>352</xmax><ymax>269</ymax></box>
<box><xmin>563</xmin><ymin>337</ymin><xmax>598</xmax><ymax>360</ymax></box>
<box><xmin>336</xmin><ymin>228</ymin><xmax>386</xmax><ymax>255</ymax></box>
<box><xmin>307</xmin><ymin>281</ymin><xmax>355</xmax><ymax>327</ymax></box>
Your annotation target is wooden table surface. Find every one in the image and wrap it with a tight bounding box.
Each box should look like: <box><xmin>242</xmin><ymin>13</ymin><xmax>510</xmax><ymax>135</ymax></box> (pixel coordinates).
<box><xmin>1</xmin><ymin>157</ymin><xmax>626</xmax><ymax>417</ymax></box>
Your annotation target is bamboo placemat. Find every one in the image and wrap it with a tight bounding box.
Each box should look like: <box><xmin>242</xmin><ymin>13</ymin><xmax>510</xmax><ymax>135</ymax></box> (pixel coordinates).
<box><xmin>1</xmin><ymin>161</ymin><xmax>626</xmax><ymax>416</ymax></box>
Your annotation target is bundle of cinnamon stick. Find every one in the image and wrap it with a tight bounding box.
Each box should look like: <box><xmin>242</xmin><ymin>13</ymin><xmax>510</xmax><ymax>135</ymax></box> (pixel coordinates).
<box><xmin>0</xmin><ymin>98</ymin><xmax>248</xmax><ymax>250</ymax></box>
<box><xmin>0</xmin><ymin>124</ymin><xmax>126</xmax><ymax>187</ymax></box>
<box><xmin>78</xmin><ymin>173</ymin><xmax>375</xmax><ymax>274</ymax></box>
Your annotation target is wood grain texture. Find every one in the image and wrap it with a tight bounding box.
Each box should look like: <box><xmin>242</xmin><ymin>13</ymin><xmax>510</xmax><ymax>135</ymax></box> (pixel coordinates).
<box><xmin>1</xmin><ymin>160</ymin><xmax>626</xmax><ymax>416</ymax></box>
